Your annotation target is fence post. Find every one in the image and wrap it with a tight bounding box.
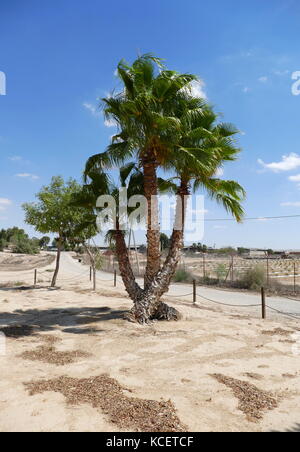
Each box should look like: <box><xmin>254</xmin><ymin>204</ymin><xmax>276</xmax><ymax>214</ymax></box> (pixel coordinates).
<box><xmin>266</xmin><ymin>256</ymin><xmax>270</xmax><ymax>287</ymax></box>
<box><xmin>294</xmin><ymin>261</ymin><xmax>296</xmax><ymax>294</ymax></box>
<box><xmin>193</xmin><ymin>279</ymin><xmax>196</xmax><ymax>304</ymax></box>
<box><xmin>261</xmin><ymin>287</ymin><xmax>266</xmax><ymax>319</ymax></box>
<box><xmin>93</xmin><ymin>268</ymin><xmax>96</xmax><ymax>291</ymax></box>
<box><xmin>114</xmin><ymin>270</ymin><xmax>117</xmax><ymax>287</ymax></box>
<box><xmin>34</xmin><ymin>269</ymin><xmax>37</xmax><ymax>286</ymax></box>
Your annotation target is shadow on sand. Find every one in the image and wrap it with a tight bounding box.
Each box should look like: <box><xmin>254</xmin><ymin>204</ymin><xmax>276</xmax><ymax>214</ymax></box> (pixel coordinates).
<box><xmin>0</xmin><ymin>306</ymin><xmax>128</xmax><ymax>337</ymax></box>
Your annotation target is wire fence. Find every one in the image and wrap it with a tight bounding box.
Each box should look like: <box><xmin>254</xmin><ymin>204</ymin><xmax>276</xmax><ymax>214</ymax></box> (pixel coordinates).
<box><xmin>177</xmin><ymin>254</ymin><xmax>300</xmax><ymax>294</ymax></box>
<box><xmin>165</xmin><ymin>282</ymin><xmax>300</xmax><ymax>322</ymax></box>
<box><xmin>6</xmin><ymin>264</ymin><xmax>300</xmax><ymax>323</ymax></box>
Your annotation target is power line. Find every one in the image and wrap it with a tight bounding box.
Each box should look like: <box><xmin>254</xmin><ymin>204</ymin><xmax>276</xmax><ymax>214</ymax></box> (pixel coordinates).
<box><xmin>201</xmin><ymin>214</ymin><xmax>300</xmax><ymax>222</ymax></box>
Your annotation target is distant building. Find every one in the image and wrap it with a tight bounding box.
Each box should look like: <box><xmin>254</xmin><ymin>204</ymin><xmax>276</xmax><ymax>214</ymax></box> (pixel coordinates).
<box><xmin>247</xmin><ymin>249</ymin><xmax>268</xmax><ymax>258</ymax></box>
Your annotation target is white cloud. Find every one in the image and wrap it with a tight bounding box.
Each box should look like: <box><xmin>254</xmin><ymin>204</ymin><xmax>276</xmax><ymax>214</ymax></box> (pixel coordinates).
<box><xmin>258</xmin><ymin>76</ymin><xmax>268</xmax><ymax>83</ymax></box>
<box><xmin>0</xmin><ymin>198</ymin><xmax>12</xmax><ymax>211</ymax></box>
<box><xmin>83</xmin><ymin>102</ymin><xmax>100</xmax><ymax>117</ymax></box>
<box><xmin>214</xmin><ymin>168</ymin><xmax>224</xmax><ymax>178</ymax></box>
<box><xmin>281</xmin><ymin>201</ymin><xmax>300</xmax><ymax>207</ymax></box>
<box><xmin>15</xmin><ymin>173</ymin><xmax>39</xmax><ymax>180</ymax></box>
<box><xmin>258</xmin><ymin>153</ymin><xmax>300</xmax><ymax>172</ymax></box>
<box><xmin>104</xmin><ymin>118</ymin><xmax>117</xmax><ymax>128</ymax></box>
<box><xmin>256</xmin><ymin>217</ymin><xmax>268</xmax><ymax>222</ymax></box>
<box><xmin>189</xmin><ymin>80</ymin><xmax>207</xmax><ymax>99</ymax></box>
<box><xmin>213</xmin><ymin>225</ymin><xmax>227</xmax><ymax>229</ymax></box>
<box><xmin>273</xmin><ymin>69</ymin><xmax>289</xmax><ymax>76</ymax></box>
<box><xmin>288</xmin><ymin>174</ymin><xmax>300</xmax><ymax>182</ymax></box>
<box><xmin>9</xmin><ymin>156</ymin><xmax>22</xmax><ymax>162</ymax></box>
<box><xmin>0</xmin><ymin>198</ymin><xmax>12</xmax><ymax>206</ymax></box>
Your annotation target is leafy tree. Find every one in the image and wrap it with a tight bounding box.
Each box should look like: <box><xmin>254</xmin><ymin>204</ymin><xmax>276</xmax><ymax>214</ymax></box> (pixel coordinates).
<box><xmin>160</xmin><ymin>233</ymin><xmax>170</xmax><ymax>251</ymax></box>
<box><xmin>23</xmin><ymin>176</ymin><xmax>96</xmax><ymax>287</ymax></box>
<box><xmin>13</xmin><ymin>236</ymin><xmax>39</xmax><ymax>254</ymax></box>
<box><xmin>0</xmin><ymin>227</ymin><xmax>39</xmax><ymax>254</ymax></box>
<box><xmin>0</xmin><ymin>238</ymin><xmax>6</xmax><ymax>251</ymax></box>
<box><xmin>39</xmin><ymin>236</ymin><xmax>50</xmax><ymax>249</ymax></box>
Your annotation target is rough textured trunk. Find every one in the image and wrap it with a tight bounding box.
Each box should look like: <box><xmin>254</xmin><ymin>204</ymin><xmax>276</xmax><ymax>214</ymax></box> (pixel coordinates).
<box><xmin>114</xmin><ymin>227</ymin><xmax>143</xmax><ymax>301</ymax></box>
<box><xmin>132</xmin><ymin>181</ymin><xmax>189</xmax><ymax>324</ymax></box>
<box><xmin>51</xmin><ymin>239</ymin><xmax>62</xmax><ymax>287</ymax></box>
<box><xmin>142</xmin><ymin>155</ymin><xmax>161</xmax><ymax>289</ymax></box>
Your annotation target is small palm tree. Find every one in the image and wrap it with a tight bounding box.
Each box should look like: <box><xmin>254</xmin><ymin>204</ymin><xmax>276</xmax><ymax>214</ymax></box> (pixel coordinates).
<box><xmin>132</xmin><ymin>109</ymin><xmax>245</xmax><ymax>322</ymax></box>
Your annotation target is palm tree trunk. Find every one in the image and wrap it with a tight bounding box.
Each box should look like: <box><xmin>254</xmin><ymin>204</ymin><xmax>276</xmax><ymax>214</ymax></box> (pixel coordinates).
<box><xmin>114</xmin><ymin>224</ymin><xmax>143</xmax><ymax>301</ymax></box>
<box><xmin>51</xmin><ymin>238</ymin><xmax>62</xmax><ymax>287</ymax></box>
<box><xmin>133</xmin><ymin>181</ymin><xmax>189</xmax><ymax>323</ymax></box>
<box><xmin>142</xmin><ymin>155</ymin><xmax>161</xmax><ymax>289</ymax></box>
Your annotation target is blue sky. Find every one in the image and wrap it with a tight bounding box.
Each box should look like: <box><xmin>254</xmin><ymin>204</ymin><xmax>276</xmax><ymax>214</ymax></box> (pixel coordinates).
<box><xmin>1</xmin><ymin>0</ymin><xmax>300</xmax><ymax>248</ymax></box>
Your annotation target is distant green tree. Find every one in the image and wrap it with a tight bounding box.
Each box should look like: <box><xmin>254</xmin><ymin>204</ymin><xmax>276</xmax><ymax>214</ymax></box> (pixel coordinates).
<box><xmin>217</xmin><ymin>246</ymin><xmax>237</xmax><ymax>255</ymax></box>
<box><xmin>0</xmin><ymin>238</ymin><xmax>6</xmax><ymax>251</ymax></box>
<box><xmin>237</xmin><ymin>247</ymin><xmax>249</xmax><ymax>255</ymax></box>
<box><xmin>23</xmin><ymin>176</ymin><xmax>97</xmax><ymax>287</ymax></box>
<box><xmin>160</xmin><ymin>233</ymin><xmax>170</xmax><ymax>251</ymax></box>
<box><xmin>0</xmin><ymin>227</ymin><xmax>39</xmax><ymax>254</ymax></box>
<box><xmin>39</xmin><ymin>236</ymin><xmax>51</xmax><ymax>249</ymax></box>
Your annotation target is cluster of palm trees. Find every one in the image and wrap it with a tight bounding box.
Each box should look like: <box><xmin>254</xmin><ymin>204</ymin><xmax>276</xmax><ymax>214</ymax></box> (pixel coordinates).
<box><xmin>82</xmin><ymin>54</ymin><xmax>245</xmax><ymax>324</ymax></box>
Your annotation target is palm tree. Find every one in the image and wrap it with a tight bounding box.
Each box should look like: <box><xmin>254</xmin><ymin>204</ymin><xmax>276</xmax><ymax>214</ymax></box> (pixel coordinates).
<box><xmin>84</xmin><ymin>54</ymin><xmax>245</xmax><ymax>324</ymax></box>
<box><xmin>131</xmin><ymin>110</ymin><xmax>246</xmax><ymax>323</ymax></box>
<box><xmin>86</xmin><ymin>54</ymin><xmax>199</xmax><ymax>289</ymax></box>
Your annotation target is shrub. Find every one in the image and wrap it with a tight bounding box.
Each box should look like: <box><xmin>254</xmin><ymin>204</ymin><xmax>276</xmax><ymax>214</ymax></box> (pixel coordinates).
<box><xmin>216</xmin><ymin>263</ymin><xmax>227</xmax><ymax>281</ymax></box>
<box><xmin>13</xmin><ymin>237</ymin><xmax>39</xmax><ymax>255</ymax></box>
<box><xmin>173</xmin><ymin>267</ymin><xmax>193</xmax><ymax>283</ymax></box>
<box><xmin>95</xmin><ymin>255</ymin><xmax>103</xmax><ymax>270</ymax></box>
<box><xmin>238</xmin><ymin>265</ymin><xmax>266</xmax><ymax>290</ymax></box>
<box><xmin>0</xmin><ymin>238</ymin><xmax>6</xmax><ymax>252</ymax></box>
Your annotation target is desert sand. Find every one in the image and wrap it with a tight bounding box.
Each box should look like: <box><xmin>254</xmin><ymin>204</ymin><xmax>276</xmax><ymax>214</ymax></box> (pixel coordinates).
<box><xmin>0</xmin><ymin>252</ymin><xmax>300</xmax><ymax>432</ymax></box>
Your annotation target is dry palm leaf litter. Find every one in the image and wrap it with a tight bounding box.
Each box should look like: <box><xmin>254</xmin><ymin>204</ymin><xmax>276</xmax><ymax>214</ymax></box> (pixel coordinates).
<box><xmin>19</xmin><ymin>345</ymin><xmax>90</xmax><ymax>366</ymax></box>
<box><xmin>212</xmin><ymin>374</ymin><xmax>278</xmax><ymax>422</ymax></box>
<box><xmin>24</xmin><ymin>374</ymin><xmax>185</xmax><ymax>432</ymax></box>
<box><xmin>261</xmin><ymin>328</ymin><xmax>293</xmax><ymax>337</ymax></box>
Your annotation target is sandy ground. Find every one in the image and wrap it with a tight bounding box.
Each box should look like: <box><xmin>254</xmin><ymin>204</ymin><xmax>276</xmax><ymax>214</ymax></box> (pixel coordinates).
<box><xmin>0</xmin><ymin>252</ymin><xmax>55</xmax><ymax>272</ymax></box>
<box><xmin>0</xmin><ymin>253</ymin><xmax>300</xmax><ymax>432</ymax></box>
